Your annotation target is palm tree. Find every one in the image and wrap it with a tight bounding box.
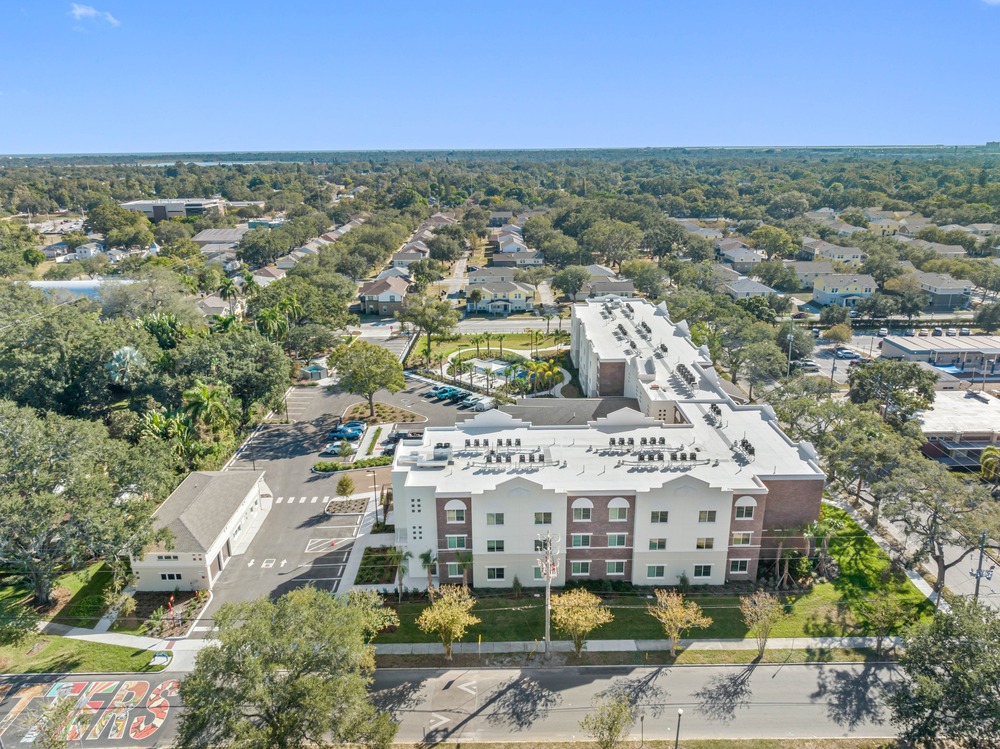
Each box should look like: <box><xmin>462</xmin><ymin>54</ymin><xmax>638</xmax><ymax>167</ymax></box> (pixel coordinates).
<box><xmin>419</xmin><ymin>550</ymin><xmax>438</xmax><ymax>602</ymax></box>
<box><xmin>557</xmin><ymin>308</ymin><xmax>569</xmax><ymax>332</ymax></box>
<box><xmin>495</xmin><ymin>333</ymin><xmax>507</xmax><ymax>356</ymax></box>
<box><xmin>543</xmin><ymin>313</ymin><xmax>554</xmax><ymax>336</ymax></box>
<box><xmin>454</xmin><ymin>550</ymin><xmax>474</xmax><ymax>590</ymax></box>
<box><xmin>241</xmin><ymin>271</ymin><xmax>261</xmax><ymax>302</ymax></box>
<box><xmin>483</xmin><ymin>331</ymin><xmax>493</xmax><ymax>355</ymax></box>
<box><xmin>523</xmin><ymin>361</ymin><xmax>541</xmax><ymax>394</ymax></box>
<box><xmin>386</xmin><ymin>547</ymin><xmax>413</xmax><ymax>604</ymax></box>
<box><xmin>182</xmin><ymin>380</ymin><xmax>233</xmax><ymax>434</ymax></box>
<box><xmin>981</xmin><ymin>446</ymin><xmax>1000</xmax><ymax>488</ymax></box>
<box><xmin>255</xmin><ymin>306</ymin><xmax>288</xmax><ymax>341</ymax></box>
<box><xmin>105</xmin><ymin>346</ymin><xmax>146</xmax><ymax>389</ymax></box>
<box><xmin>428</xmin><ymin>353</ymin><xmax>446</xmax><ymax>380</ymax></box>
<box><xmin>217</xmin><ymin>277</ymin><xmax>239</xmax><ymax>315</ymax></box>
<box><xmin>210</xmin><ymin>313</ymin><xmax>239</xmax><ymax>333</ymax></box>
<box><xmin>523</xmin><ymin>328</ymin><xmax>536</xmax><ymax>355</ymax></box>
<box><xmin>805</xmin><ymin>517</ymin><xmax>844</xmax><ymax>578</ymax></box>
<box><xmin>470</xmin><ymin>334</ymin><xmax>485</xmax><ymax>357</ymax></box>
<box><xmin>532</xmin><ymin>330</ymin><xmax>546</xmax><ymax>357</ymax></box>
<box><xmin>453</xmin><ymin>359</ymin><xmax>471</xmax><ymax>384</ymax></box>
<box><xmin>502</xmin><ymin>363</ymin><xmax>520</xmax><ymax>391</ymax></box>
<box><xmin>277</xmin><ymin>294</ymin><xmax>304</xmax><ymax>330</ymax></box>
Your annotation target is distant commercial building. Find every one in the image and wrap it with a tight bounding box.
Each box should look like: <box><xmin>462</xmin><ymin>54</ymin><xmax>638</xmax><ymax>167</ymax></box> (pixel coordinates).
<box><xmin>120</xmin><ymin>198</ymin><xmax>225</xmax><ymax>222</ymax></box>
<box><xmin>918</xmin><ymin>390</ymin><xmax>1000</xmax><ymax>471</ymax></box>
<box><xmin>881</xmin><ymin>335</ymin><xmax>1000</xmax><ymax>381</ymax></box>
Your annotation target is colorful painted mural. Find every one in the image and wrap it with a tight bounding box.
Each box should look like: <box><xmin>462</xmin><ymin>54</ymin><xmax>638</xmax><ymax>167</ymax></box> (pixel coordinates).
<box><xmin>0</xmin><ymin>677</ymin><xmax>180</xmax><ymax>746</ymax></box>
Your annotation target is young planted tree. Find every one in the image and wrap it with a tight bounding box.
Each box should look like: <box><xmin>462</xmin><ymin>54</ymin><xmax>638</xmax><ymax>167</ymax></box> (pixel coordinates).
<box><xmin>550</xmin><ymin>588</ymin><xmax>614</xmax><ymax>657</ymax></box>
<box><xmin>178</xmin><ymin>586</ymin><xmax>398</xmax><ymax>749</ymax></box>
<box><xmin>740</xmin><ymin>591</ymin><xmax>785</xmax><ymax>659</ymax></box>
<box><xmin>647</xmin><ymin>589</ymin><xmax>713</xmax><ymax>656</ymax></box>
<box><xmin>329</xmin><ymin>340</ymin><xmax>405</xmax><ymax>418</ymax></box>
<box><xmin>419</xmin><ymin>550</ymin><xmax>438</xmax><ymax>602</ymax></box>
<box><xmin>859</xmin><ymin>598</ymin><xmax>906</xmax><ymax>657</ymax></box>
<box><xmin>579</xmin><ymin>694</ymin><xmax>636</xmax><ymax>749</ymax></box>
<box><xmin>416</xmin><ymin>584</ymin><xmax>481</xmax><ymax>661</ymax></box>
<box><xmin>336</xmin><ymin>474</ymin><xmax>355</xmax><ymax>501</ymax></box>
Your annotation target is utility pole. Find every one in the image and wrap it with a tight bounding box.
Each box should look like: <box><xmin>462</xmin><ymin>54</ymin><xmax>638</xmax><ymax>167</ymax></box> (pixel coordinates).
<box><xmin>786</xmin><ymin>320</ymin><xmax>795</xmax><ymax>377</ymax></box>
<box><xmin>970</xmin><ymin>529</ymin><xmax>995</xmax><ymax>602</ymax></box>
<box><xmin>536</xmin><ymin>530</ymin><xmax>560</xmax><ymax>658</ymax></box>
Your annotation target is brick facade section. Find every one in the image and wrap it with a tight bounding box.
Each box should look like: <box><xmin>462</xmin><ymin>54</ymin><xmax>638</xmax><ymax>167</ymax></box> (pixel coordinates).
<box><xmin>436</xmin><ymin>496</ymin><xmax>474</xmax><ymax>587</ymax></box>
<box><xmin>598</xmin><ymin>361</ymin><xmax>625</xmax><ymax>396</ymax></box>
<box><xmin>565</xmin><ymin>495</ymin><xmax>635</xmax><ymax>580</ymax></box>
<box><xmin>725</xmin><ymin>499</ymin><xmax>766</xmax><ymax>581</ymax></box>
<box><xmin>759</xmin><ymin>478</ymin><xmax>825</xmax><ymax>574</ymax></box>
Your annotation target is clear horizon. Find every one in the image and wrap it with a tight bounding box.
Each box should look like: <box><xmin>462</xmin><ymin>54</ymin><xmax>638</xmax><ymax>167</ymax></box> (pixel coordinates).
<box><xmin>1</xmin><ymin>0</ymin><xmax>998</xmax><ymax>153</ymax></box>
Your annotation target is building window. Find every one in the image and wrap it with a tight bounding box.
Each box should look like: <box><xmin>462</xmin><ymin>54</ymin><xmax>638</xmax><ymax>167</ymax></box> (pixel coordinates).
<box><xmin>735</xmin><ymin>505</ymin><xmax>754</xmax><ymax>520</ymax></box>
<box><xmin>156</xmin><ymin>555</ymin><xmax>179</xmax><ymax>561</ymax></box>
<box><xmin>446</xmin><ymin>535</ymin><xmax>467</xmax><ymax>550</ymax></box>
<box><xmin>650</xmin><ymin>510</ymin><xmax>669</xmax><ymax>523</ymax></box>
<box><xmin>693</xmin><ymin>565</ymin><xmax>712</xmax><ymax>578</ymax></box>
<box><xmin>573</xmin><ymin>507</ymin><xmax>592</xmax><ymax>522</ymax></box>
<box><xmin>410</xmin><ymin>499</ymin><xmax>422</xmax><ymax>513</ymax></box>
<box><xmin>607</xmin><ymin>561</ymin><xmax>625</xmax><ymax>576</ymax></box>
<box><xmin>487</xmin><ymin>540</ymin><xmax>505</xmax><ymax>552</ymax></box>
<box><xmin>160</xmin><ymin>573</ymin><xmax>182</xmax><ymax>581</ymax></box>
<box><xmin>447</xmin><ymin>563</ymin><xmax>462</xmax><ymax>578</ymax></box>
<box><xmin>698</xmin><ymin>510</ymin><xmax>717</xmax><ymax>523</ymax></box>
<box><xmin>697</xmin><ymin>538</ymin><xmax>714</xmax><ymax>550</ymax></box>
<box><xmin>570</xmin><ymin>534</ymin><xmax>592</xmax><ymax>548</ymax></box>
<box><xmin>412</xmin><ymin>526</ymin><xmax>423</xmax><ymax>541</ymax></box>
<box><xmin>486</xmin><ymin>567</ymin><xmax>505</xmax><ymax>581</ymax></box>
<box><xmin>646</xmin><ymin>565</ymin><xmax>665</xmax><ymax>579</ymax></box>
<box><xmin>729</xmin><ymin>560</ymin><xmax>749</xmax><ymax>574</ymax></box>
<box><xmin>732</xmin><ymin>532</ymin><xmax>752</xmax><ymax>546</ymax></box>
<box><xmin>607</xmin><ymin>533</ymin><xmax>627</xmax><ymax>548</ymax></box>
<box><xmin>533</xmin><ymin>565</ymin><xmax>543</xmax><ymax>581</ymax></box>
<box><xmin>487</xmin><ymin>513</ymin><xmax>504</xmax><ymax>525</ymax></box>
<box><xmin>571</xmin><ymin>561</ymin><xmax>590</xmax><ymax>576</ymax></box>
<box><xmin>649</xmin><ymin>538</ymin><xmax>667</xmax><ymax>551</ymax></box>
<box><xmin>534</xmin><ymin>539</ymin><xmax>548</xmax><ymax>552</ymax></box>
<box><xmin>534</xmin><ymin>512</ymin><xmax>552</xmax><ymax>525</ymax></box>
<box><xmin>446</xmin><ymin>509</ymin><xmax>466</xmax><ymax>523</ymax></box>
<box><xmin>609</xmin><ymin>507</ymin><xmax>628</xmax><ymax>522</ymax></box>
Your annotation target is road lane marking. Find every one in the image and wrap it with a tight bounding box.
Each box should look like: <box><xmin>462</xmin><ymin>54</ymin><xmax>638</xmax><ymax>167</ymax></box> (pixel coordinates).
<box><xmin>261</xmin><ymin>559</ymin><xmax>275</xmax><ymax>569</ymax></box>
<box><xmin>311</xmin><ymin>497</ymin><xmax>319</xmax><ymax>503</ymax></box>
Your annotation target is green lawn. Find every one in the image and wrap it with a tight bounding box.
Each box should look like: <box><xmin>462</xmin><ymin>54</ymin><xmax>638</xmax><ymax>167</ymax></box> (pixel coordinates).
<box><xmin>0</xmin><ymin>635</ymin><xmax>160</xmax><ymax>674</ymax></box>
<box><xmin>378</xmin><ymin>505</ymin><xmax>932</xmax><ymax>644</ymax></box>
<box><xmin>0</xmin><ymin>562</ymin><xmax>112</xmax><ymax>629</ymax></box>
<box><xmin>416</xmin><ymin>333</ymin><xmax>566</xmax><ymax>365</ymax></box>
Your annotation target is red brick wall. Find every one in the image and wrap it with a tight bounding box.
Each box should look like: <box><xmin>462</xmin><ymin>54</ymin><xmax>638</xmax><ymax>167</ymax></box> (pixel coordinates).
<box><xmin>435</xmin><ymin>496</ymin><xmax>473</xmax><ymax>587</ymax></box>
<box><xmin>758</xmin><ymin>478</ymin><xmax>824</xmax><ymax>571</ymax></box>
<box><xmin>598</xmin><ymin>361</ymin><xmax>626</xmax><ymax>396</ymax></box>
<box><xmin>725</xmin><ymin>498</ymin><xmax>766</xmax><ymax>581</ymax></box>
<box><xmin>564</xmin><ymin>495</ymin><xmax>634</xmax><ymax>580</ymax></box>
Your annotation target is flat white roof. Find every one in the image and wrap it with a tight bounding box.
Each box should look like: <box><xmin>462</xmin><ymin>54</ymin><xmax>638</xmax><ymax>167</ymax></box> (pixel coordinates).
<box><xmin>917</xmin><ymin>390</ymin><xmax>1000</xmax><ymax>435</ymax></box>
<box><xmin>395</xmin><ymin>407</ymin><xmax>823</xmax><ymax>497</ymax></box>
<box><xmin>884</xmin><ymin>335</ymin><xmax>1000</xmax><ymax>357</ymax></box>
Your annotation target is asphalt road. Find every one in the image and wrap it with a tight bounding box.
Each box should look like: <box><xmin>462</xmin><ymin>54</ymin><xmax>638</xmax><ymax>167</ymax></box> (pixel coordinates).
<box><xmin>372</xmin><ymin>663</ymin><xmax>899</xmax><ymax>742</ymax></box>
<box><xmin>0</xmin><ymin>664</ymin><xmax>899</xmax><ymax>747</ymax></box>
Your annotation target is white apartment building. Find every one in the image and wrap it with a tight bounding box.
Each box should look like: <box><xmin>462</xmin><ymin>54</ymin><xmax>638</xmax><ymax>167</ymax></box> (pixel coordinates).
<box><xmin>391</xmin><ymin>297</ymin><xmax>825</xmax><ymax>589</ymax></box>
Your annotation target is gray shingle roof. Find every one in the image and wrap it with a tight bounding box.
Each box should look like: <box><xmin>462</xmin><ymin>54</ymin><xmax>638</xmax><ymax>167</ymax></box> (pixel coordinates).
<box><xmin>153</xmin><ymin>471</ymin><xmax>266</xmax><ymax>553</ymax></box>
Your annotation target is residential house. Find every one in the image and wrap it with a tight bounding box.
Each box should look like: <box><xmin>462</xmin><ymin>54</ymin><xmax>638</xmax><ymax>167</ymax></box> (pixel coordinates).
<box><xmin>376</xmin><ymin>266</ymin><xmax>411</xmax><ymax>281</ymax></box>
<box><xmin>74</xmin><ymin>241</ymin><xmax>105</xmax><ymax>260</ymax></box>
<box><xmin>787</xmin><ymin>261</ymin><xmax>835</xmax><ymax>291</ymax></box>
<box><xmin>898</xmin><ymin>216</ymin><xmax>934</xmax><ymax>237</ymax></box>
<box><xmin>428</xmin><ymin>212</ymin><xmax>458</xmax><ymax>227</ymax></box>
<box><xmin>489</xmin><ymin>211</ymin><xmax>514</xmax><ymax>227</ymax></box>
<box><xmin>801</xmin><ymin>238</ymin><xmax>864</xmax><ymax>266</ymax></box>
<box><xmin>498</xmin><ymin>235</ymin><xmax>528</xmax><ymax>254</ymax></box>
<box><xmin>359</xmin><ymin>276</ymin><xmax>410</xmax><ymax>316</ymax></box>
<box><xmin>585</xmin><ymin>264</ymin><xmax>618</xmax><ymax>279</ymax></box>
<box><xmin>812</xmin><ymin>274</ymin><xmax>876</xmax><ymax>307</ymax></box>
<box><xmin>938</xmin><ymin>224</ymin><xmax>973</xmax><ymax>234</ymax></box>
<box><xmin>968</xmin><ymin>223</ymin><xmax>1000</xmax><ymax>237</ymax></box>
<box><xmin>868</xmin><ymin>218</ymin><xmax>900</xmax><ymax>237</ymax></box>
<box><xmin>576</xmin><ymin>279</ymin><xmax>637</xmax><ymax>300</ymax></box>
<box><xmin>205</xmin><ymin>252</ymin><xmax>241</xmax><ymax>274</ymax></box>
<box><xmin>251</xmin><ymin>266</ymin><xmax>285</xmax><ymax>287</ymax></box>
<box><xmin>714</xmin><ymin>237</ymin><xmax>749</xmax><ymax>254</ymax></box>
<box><xmin>467</xmin><ymin>281</ymin><xmax>536</xmax><ymax>315</ymax></box>
<box><xmin>391</xmin><ymin>242</ymin><xmax>431</xmax><ymax>268</ymax></box>
<box><xmin>491</xmin><ymin>249</ymin><xmax>544</xmax><ymax>267</ymax></box>
<box><xmin>721</xmin><ymin>247</ymin><xmax>766</xmax><ymax>273</ymax></box>
<box><xmin>197</xmin><ymin>293</ymin><xmax>239</xmax><ymax>318</ymax></box>
<box><xmin>916</xmin><ymin>272</ymin><xmax>973</xmax><ymax>311</ymax></box>
<box><xmin>469</xmin><ymin>267</ymin><xmax>516</xmax><ymax>284</ymax></box>
<box><xmin>908</xmin><ymin>239</ymin><xmax>968</xmax><ymax>259</ymax></box>
<box><xmin>724</xmin><ymin>278</ymin><xmax>777</xmax><ymax>300</ymax></box>
<box><xmin>132</xmin><ymin>471</ymin><xmax>271</xmax><ymax>592</ymax></box>
<box><xmin>275</xmin><ymin>254</ymin><xmax>301</xmax><ymax>270</ymax></box>
<box><xmin>41</xmin><ymin>241</ymin><xmax>70</xmax><ymax>259</ymax></box>
<box><xmin>710</xmin><ymin>263</ymin><xmax>741</xmax><ymax>288</ymax></box>
<box><xmin>106</xmin><ymin>248</ymin><xmax>129</xmax><ymax>263</ymax></box>
<box><xmin>805</xmin><ymin>208</ymin><xmax>837</xmax><ymax>222</ymax></box>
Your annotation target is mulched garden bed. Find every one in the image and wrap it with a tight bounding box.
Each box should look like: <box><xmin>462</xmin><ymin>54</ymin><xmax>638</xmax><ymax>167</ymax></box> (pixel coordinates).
<box><xmin>354</xmin><ymin>546</ymin><xmax>399</xmax><ymax>585</ymax></box>
<box><xmin>345</xmin><ymin>402</ymin><xmax>424</xmax><ymax>424</ymax></box>
<box><xmin>325</xmin><ymin>498</ymin><xmax>368</xmax><ymax>514</ymax></box>
<box><xmin>116</xmin><ymin>590</ymin><xmax>209</xmax><ymax>638</ymax></box>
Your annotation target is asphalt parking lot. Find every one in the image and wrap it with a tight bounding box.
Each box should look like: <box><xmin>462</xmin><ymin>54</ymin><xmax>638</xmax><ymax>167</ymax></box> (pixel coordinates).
<box><xmin>199</xmin><ymin>376</ymin><xmax>467</xmax><ymax>633</ymax></box>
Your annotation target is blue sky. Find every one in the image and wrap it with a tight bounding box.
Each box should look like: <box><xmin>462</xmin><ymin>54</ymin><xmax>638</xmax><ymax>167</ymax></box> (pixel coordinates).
<box><xmin>1</xmin><ymin>1</ymin><xmax>998</xmax><ymax>153</ymax></box>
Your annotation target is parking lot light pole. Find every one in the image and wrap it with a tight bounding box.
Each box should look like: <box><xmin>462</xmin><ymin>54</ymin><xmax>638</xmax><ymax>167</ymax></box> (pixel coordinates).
<box><xmin>674</xmin><ymin>708</ymin><xmax>683</xmax><ymax>749</ymax></box>
<box><xmin>367</xmin><ymin>470</ymin><xmax>379</xmax><ymax>525</ymax></box>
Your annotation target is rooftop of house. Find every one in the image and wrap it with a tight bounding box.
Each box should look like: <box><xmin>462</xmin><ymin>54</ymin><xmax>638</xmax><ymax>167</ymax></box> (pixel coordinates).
<box><xmin>916</xmin><ymin>390</ymin><xmax>1000</xmax><ymax>436</ymax></box>
<box><xmin>151</xmin><ymin>471</ymin><xmax>266</xmax><ymax>553</ymax></box>
<box><xmin>192</xmin><ymin>227</ymin><xmax>249</xmax><ymax>244</ymax></box>
<box><xmin>469</xmin><ymin>267</ymin><xmax>513</xmax><ymax>278</ymax></box>
<box><xmin>787</xmin><ymin>261</ymin><xmax>836</xmax><ymax>275</ymax></box>
<box><xmin>394</xmin><ymin>406</ymin><xmax>823</xmax><ymax>497</ymax></box>
<box><xmin>723</xmin><ymin>247</ymin><xmax>765</xmax><ymax>262</ymax></box>
<box><xmin>585</xmin><ymin>264</ymin><xmax>617</xmax><ymax>278</ymax></box>
<box><xmin>908</xmin><ymin>239</ymin><xmax>968</xmax><ymax>255</ymax></box>
<box><xmin>716</xmin><ymin>238</ymin><xmax>749</xmax><ymax>251</ymax></box>
<box><xmin>726</xmin><ymin>278</ymin><xmax>775</xmax><ymax>294</ymax></box>
<box><xmin>469</xmin><ymin>281</ymin><xmax>535</xmax><ymax>294</ymax></box>
<box><xmin>360</xmin><ymin>276</ymin><xmax>409</xmax><ymax>297</ymax></box>
<box><xmin>814</xmin><ymin>274</ymin><xmax>877</xmax><ymax>288</ymax></box>
<box><xmin>915</xmin><ymin>272</ymin><xmax>971</xmax><ymax>289</ymax></box>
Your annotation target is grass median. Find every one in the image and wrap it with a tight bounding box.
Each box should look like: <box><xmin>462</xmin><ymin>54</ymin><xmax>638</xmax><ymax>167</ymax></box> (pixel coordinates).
<box><xmin>0</xmin><ymin>635</ymin><xmax>162</xmax><ymax>674</ymax></box>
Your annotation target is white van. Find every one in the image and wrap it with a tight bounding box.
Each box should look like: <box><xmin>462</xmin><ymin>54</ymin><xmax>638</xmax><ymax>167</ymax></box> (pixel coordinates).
<box><xmin>474</xmin><ymin>397</ymin><xmax>496</xmax><ymax>412</ymax></box>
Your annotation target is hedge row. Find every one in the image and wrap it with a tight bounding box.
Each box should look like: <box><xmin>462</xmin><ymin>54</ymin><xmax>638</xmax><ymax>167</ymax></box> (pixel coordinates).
<box><xmin>313</xmin><ymin>456</ymin><xmax>392</xmax><ymax>473</ymax></box>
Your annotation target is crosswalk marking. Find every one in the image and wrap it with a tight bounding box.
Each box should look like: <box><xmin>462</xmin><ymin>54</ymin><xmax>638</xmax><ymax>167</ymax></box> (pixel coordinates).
<box><xmin>311</xmin><ymin>497</ymin><xmax>319</xmax><ymax>503</ymax></box>
<box><xmin>276</xmin><ymin>497</ymin><xmax>283</xmax><ymax>504</ymax></box>
<box><xmin>299</xmin><ymin>497</ymin><xmax>307</xmax><ymax>504</ymax></box>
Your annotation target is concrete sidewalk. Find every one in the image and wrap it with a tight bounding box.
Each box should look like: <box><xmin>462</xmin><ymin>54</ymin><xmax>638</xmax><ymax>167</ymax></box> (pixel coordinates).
<box><xmin>375</xmin><ymin>634</ymin><xmax>900</xmax><ymax>656</ymax></box>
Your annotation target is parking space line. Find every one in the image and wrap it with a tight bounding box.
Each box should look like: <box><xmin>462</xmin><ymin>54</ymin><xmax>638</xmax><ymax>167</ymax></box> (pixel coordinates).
<box><xmin>305</xmin><ymin>538</ymin><xmax>340</xmax><ymax>553</ymax></box>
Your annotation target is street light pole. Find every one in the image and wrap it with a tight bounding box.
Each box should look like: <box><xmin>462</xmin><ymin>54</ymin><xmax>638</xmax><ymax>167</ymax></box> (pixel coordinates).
<box><xmin>536</xmin><ymin>530</ymin><xmax>560</xmax><ymax>659</ymax></box>
<box><xmin>674</xmin><ymin>708</ymin><xmax>683</xmax><ymax>749</ymax></box>
<box><xmin>786</xmin><ymin>321</ymin><xmax>795</xmax><ymax>377</ymax></box>
<box><xmin>970</xmin><ymin>528</ymin><xmax>995</xmax><ymax>603</ymax></box>
<box><xmin>640</xmin><ymin>713</ymin><xmax>645</xmax><ymax>748</ymax></box>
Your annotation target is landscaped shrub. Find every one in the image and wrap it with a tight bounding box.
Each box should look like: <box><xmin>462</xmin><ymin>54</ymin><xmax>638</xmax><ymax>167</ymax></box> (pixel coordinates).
<box><xmin>313</xmin><ymin>456</ymin><xmax>392</xmax><ymax>473</ymax></box>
